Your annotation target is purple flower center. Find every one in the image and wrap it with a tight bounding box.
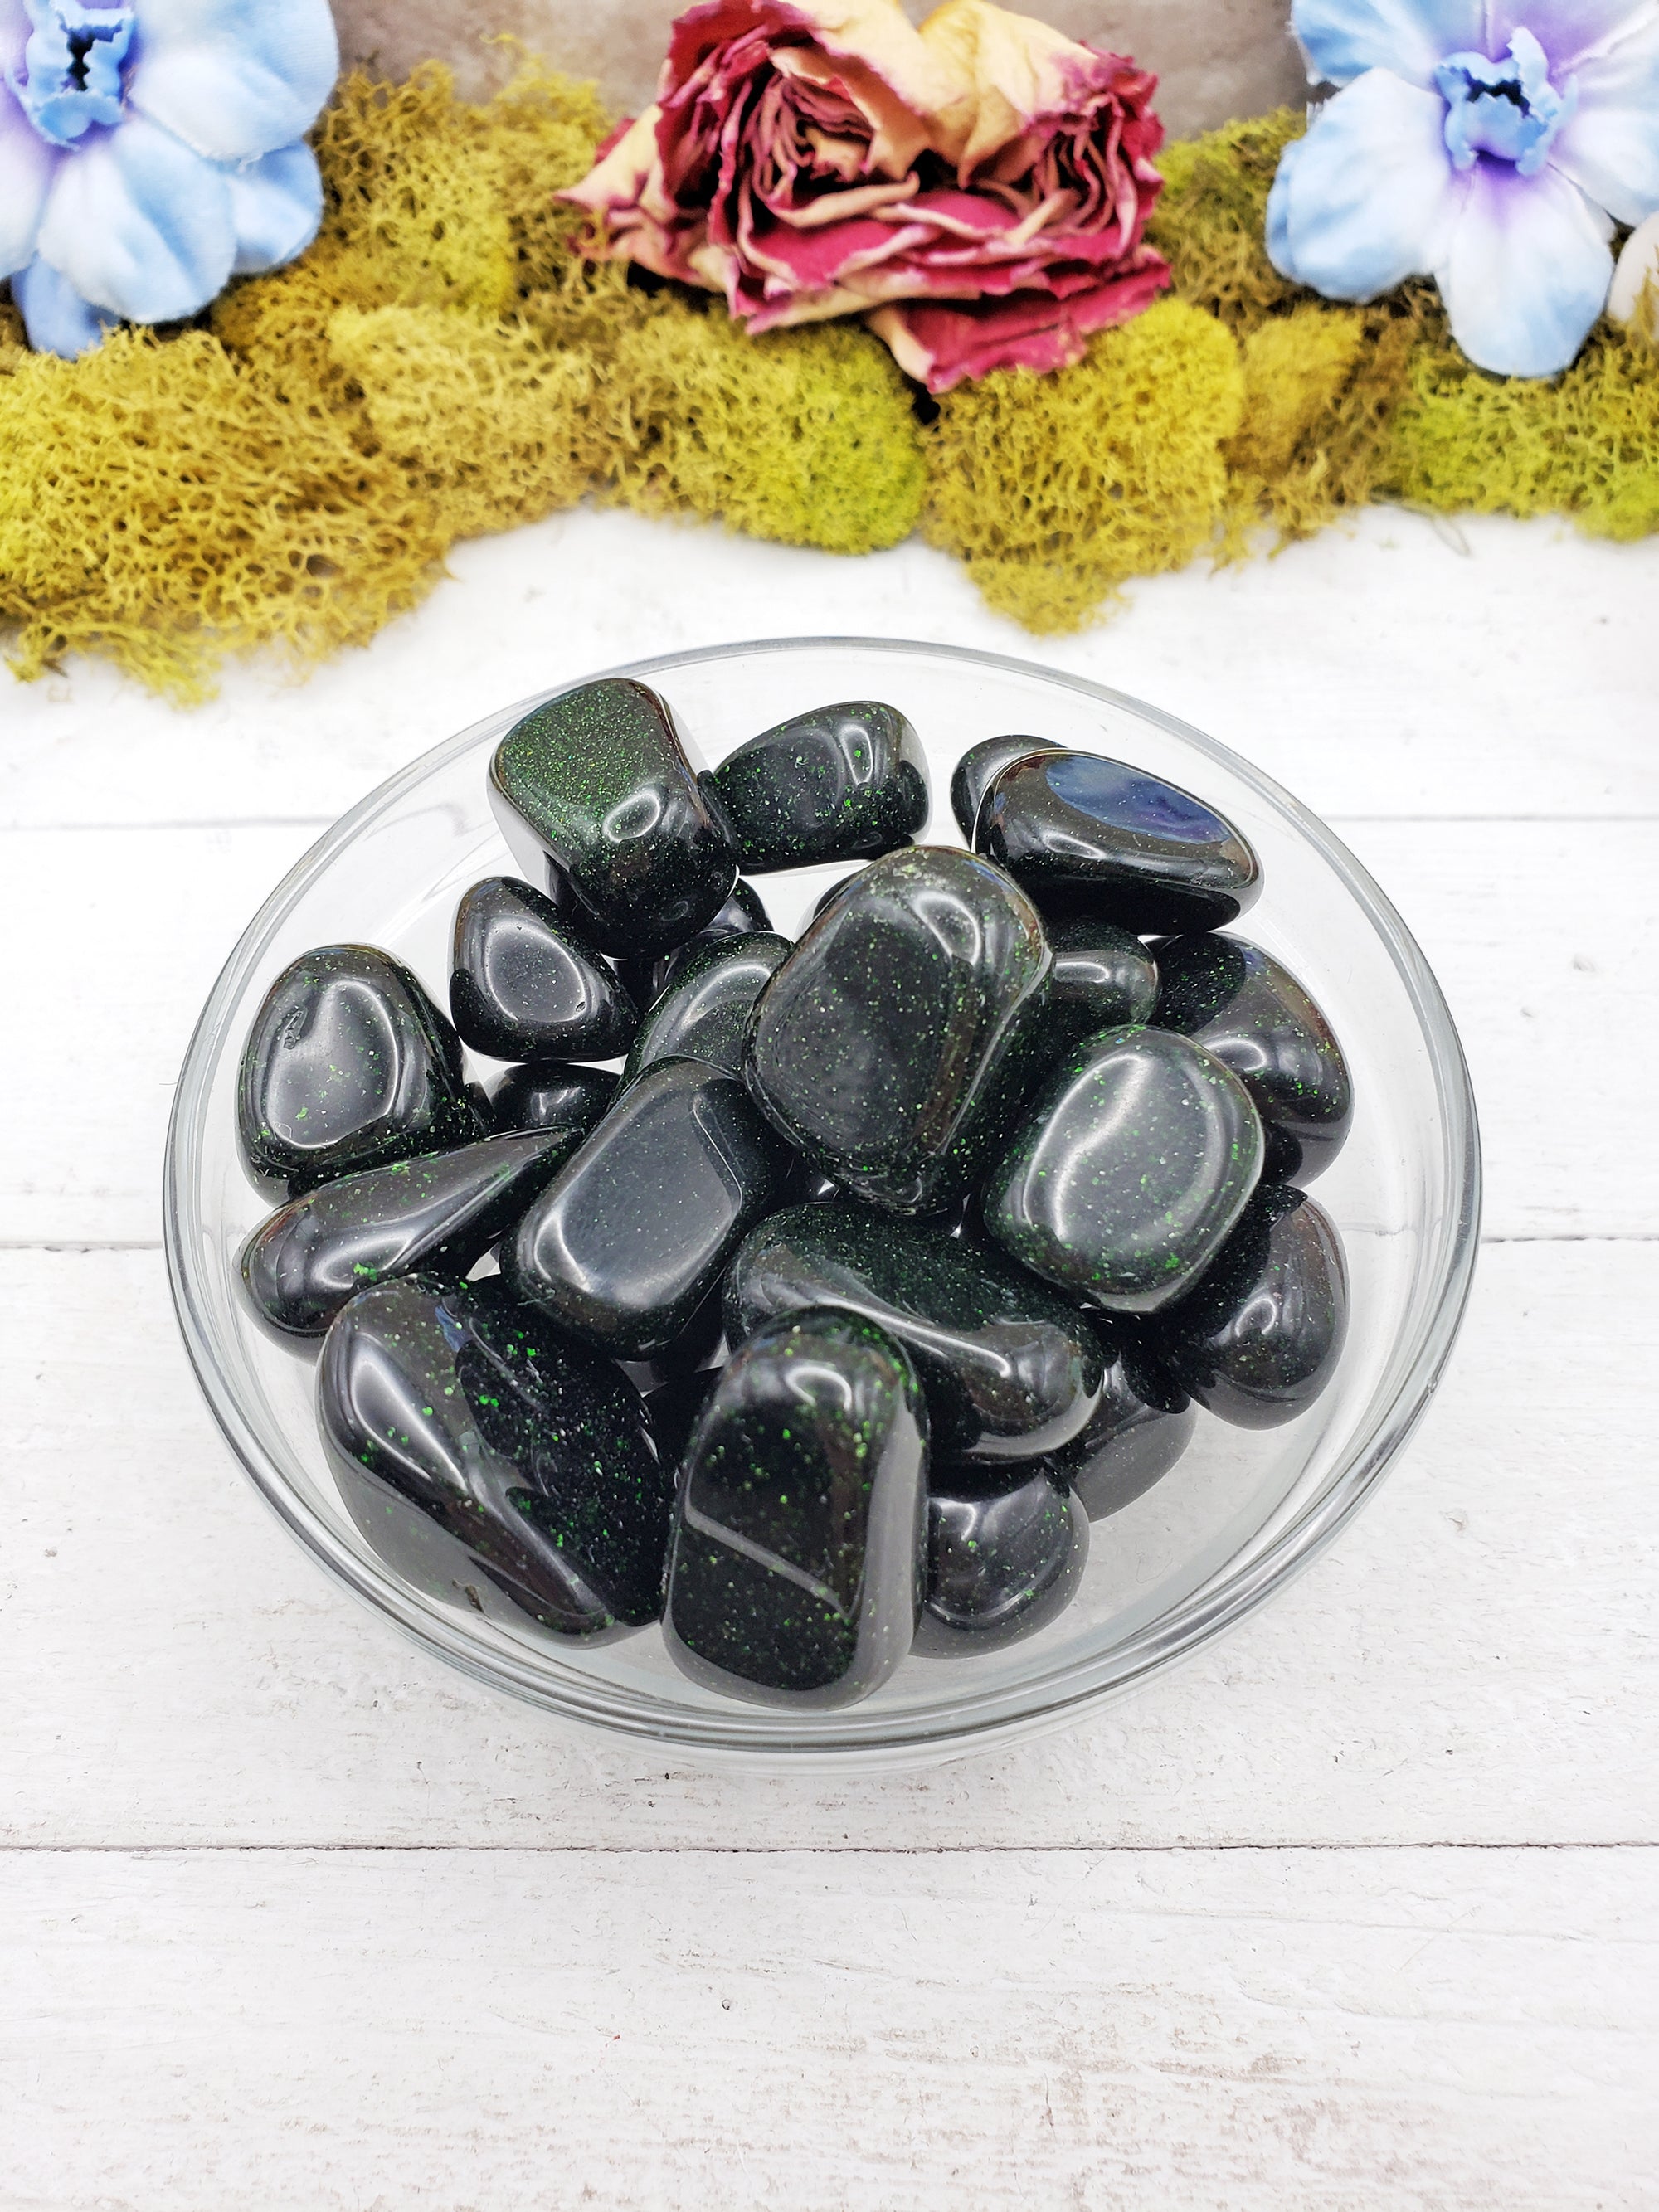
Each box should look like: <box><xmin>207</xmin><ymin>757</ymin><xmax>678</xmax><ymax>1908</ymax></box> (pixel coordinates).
<box><xmin>1433</xmin><ymin>27</ymin><xmax>1577</xmax><ymax>179</ymax></box>
<box><xmin>11</xmin><ymin>0</ymin><xmax>136</xmax><ymax>149</ymax></box>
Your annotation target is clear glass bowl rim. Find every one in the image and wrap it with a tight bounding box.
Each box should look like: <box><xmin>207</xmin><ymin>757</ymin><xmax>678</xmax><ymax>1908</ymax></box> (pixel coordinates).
<box><xmin>163</xmin><ymin>634</ymin><xmax>1481</xmax><ymax>1765</ymax></box>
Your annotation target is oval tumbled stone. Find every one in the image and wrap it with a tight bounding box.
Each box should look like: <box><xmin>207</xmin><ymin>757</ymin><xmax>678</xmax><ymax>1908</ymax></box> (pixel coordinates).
<box><xmin>725</xmin><ymin>1202</ymin><xmax>1102</xmax><ymax>1464</ymax></box>
<box><xmin>237</xmin><ymin>944</ymin><xmax>481</xmax><ymax>1192</ymax></box>
<box><xmin>913</xmin><ymin>1466</ymin><xmax>1087</xmax><ymax>1658</ymax></box>
<box><xmin>985</xmin><ymin>1027</ymin><xmax>1264</xmax><ymax>1315</ymax></box>
<box><xmin>319</xmin><ymin>1274</ymin><xmax>672</xmax><ymax>1643</ymax></box>
<box><xmin>976</xmin><ymin>752</ymin><xmax>1261</xmax><ymax>933</ymax></box>
<box><xmin>503</xmin><ymin>1056</ymin><xmax>788</xmax><ymax>1358</ymax></box>
<box><xmin>1034</xmin><ymin>912</ymin><xmax>1160</xmax><ymax>1067</ymax></box>
<box><xmin>705</xmin><ymin>701</ymin><xmax>928</xmax><ymax>872</ymax></box>
<box><xmin>1155</xmin><ymin>934</ymin><xmax>1353</xmax><ymax>1184</ymax></box>
<box><xmin>949</xmin><ymin>734</ymin><xmax>1068</xmax><ymax>841</ymax></box>
<box><xmin>241</xmin><ymin>1127</ymin><xmax>577</xmax><ymax>1336</ymax></box>
<box><xmin>663</xmin><ymin>1310</ymin><xmax>928</xmax><ymax>1709</ymax></box>
<box><xmin>1134</xmin><ymin>1185</ymin><xmax>1349</xmax><ymax>1427</ymax></box>
<box><xmin>489</xmin><ymin>678</ymin><xmax>736</xmax><ymax>957</ymax></box>
<box><xmin>450</xmin><ymin>876</ymin><xmax>637</xmax><ymax>1064</ymax></box>
<box><xmin>623</xmin><ymin>931</ymin><xmax>791</xmax><ymax>1083</ymax></box>
<box><xmin>1039</xmin><ymin>1324</ymin><xmax>1196</xmax><ymax>1519</ymax></box>
<box><xmin>489</xmin><ymin>1062</ymin><xmax>618</xmax><ymax>1140</ymax></box>
<box><xmin>745</xmin><ymin>845</ymin><xmax>1051</xmax><ymax>1215</ymax></box>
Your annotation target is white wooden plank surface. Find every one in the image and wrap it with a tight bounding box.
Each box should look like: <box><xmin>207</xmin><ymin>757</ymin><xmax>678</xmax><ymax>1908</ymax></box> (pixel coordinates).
<box><xmin>3</xmin><ymin>502</ymin><xmax>1657</xmax><ymax>2207</ymax></box>
<box><xmin>5</xmin><ymin>1848</ymin><xmax>1653</xmax><ymax>2211</ymax></box>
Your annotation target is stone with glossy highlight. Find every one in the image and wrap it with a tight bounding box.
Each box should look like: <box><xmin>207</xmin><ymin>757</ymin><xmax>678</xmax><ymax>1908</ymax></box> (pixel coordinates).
<box><xmin>450</xmin><ymin>876</ymin><xmax>637</xmax><ymax>1063</ymax></box>
<box><xmin>489</xmin><ymin>1062</ymin><xmax>619</xmax><ymax>1140</ymax></box>
<box><xmin>705</xmin><ymin>700</ymin><xmax>928</xmax><ymax>872</ymax></box>
<box><xmin>1040</xmin><ymin>1325</ymin><xmax>1196</xmax><ymax>1519</ymax></box>
<box><xmin>949</xmin><ymin>734</ymin><xmax>1068</xmax><ymax>840</ymax></box>
<box><xmin>663</xmin><ymin>1310</ymin><xmax>927</xmax><ymax>1709</ymax></box>
<box><xmin>913</xmin><ymin>1466</ymin><xmax>1087</xmax><ymax>1657</ymax></box>
<box><xmin>623</xmin><ymin>931</ymin><xmax>791</xmax><ymax>1083</ymax></box>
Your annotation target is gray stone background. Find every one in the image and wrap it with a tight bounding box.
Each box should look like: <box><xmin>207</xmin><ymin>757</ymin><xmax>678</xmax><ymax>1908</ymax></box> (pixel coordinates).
<box><xmin>330</xmin><ymin>0</ymin><xmax>1304</xmax><ymax>137</ymax></box>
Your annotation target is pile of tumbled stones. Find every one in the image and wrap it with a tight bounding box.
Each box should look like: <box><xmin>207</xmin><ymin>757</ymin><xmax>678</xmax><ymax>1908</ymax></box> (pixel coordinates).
<box><xmin>236</xmin><ymin>680</ymin><xmax>1351</xmax><ymax>1710</ymax></box>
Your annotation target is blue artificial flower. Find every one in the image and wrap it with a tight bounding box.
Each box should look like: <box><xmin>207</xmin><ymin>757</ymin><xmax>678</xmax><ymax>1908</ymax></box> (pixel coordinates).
<box><xmin>1</xmin><ymin>0</ymin><xmax>337</xmax><ymax>357</ymax></box>
<box><xmin>1267</xmin><ymin>1</ymin><xmax>1659</xmax><ymax>377</ymax></box>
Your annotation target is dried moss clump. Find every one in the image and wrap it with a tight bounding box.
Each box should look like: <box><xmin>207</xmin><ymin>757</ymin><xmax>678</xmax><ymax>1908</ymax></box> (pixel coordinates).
<box><xmin>923</xmin><ymin>298</ymin><xmax>1244</xmax><ymax>631</ymax></box>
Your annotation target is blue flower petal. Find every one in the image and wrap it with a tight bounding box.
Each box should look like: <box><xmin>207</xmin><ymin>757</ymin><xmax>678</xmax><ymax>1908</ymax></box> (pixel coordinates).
<box><xmin>1435</xmin><ymin>159</ymin><xmax>1613</xmax><ymax>375</ymax></box>
<box><xmin>0</xmin><ymin>97</ymin><xmax>56</xmax><ymax>276</ymax></box>
<box><xmin>1487</xmin><ymin>0</ymin><xmax>1657</xmax><ymax>75</ymax></box>
<box><xmin>1267</xmin><ymin>70</ymin><xmax>1462</xmax><ymax>299</ymax></box>
<box><xmin>12</xmin><ymin>253</ymin><xmax>120</xmax><ymax>355</ymax></box>
<box><xmin>1</xmin><ymin>0</ymin><xmax>31</xmax><ymax>76</ymax></box>
<box><xmin>226</xmin><ymin>139</ymin><xmax>322</xmax><ymax>275</ymax></box>
<box><xmin>129</xmin><ymin>0</ymin><xmax>337</xmax><ymax>163</ymax></box>
<box><xmin>35</xmin><ymin>109</ymin><xmax>234</xmax><ymax>323</ymax></box>
<box><xmin>1292</xmin><ymin>0</ymin><xmax>1486</xmax><ymax>90</ymax></box>
<box><xmin>1548</xmin><ymin>8</ymin><xmax>1659</xmax><ymax>223</ymax></box>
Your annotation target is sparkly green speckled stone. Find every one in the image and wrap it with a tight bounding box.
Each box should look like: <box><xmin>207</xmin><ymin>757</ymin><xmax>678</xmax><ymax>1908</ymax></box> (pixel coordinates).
<box><xmin>663</xmin><ymin>1310</ymin><xmax>927</xmax><ymax>1708</ymax></box>
<box><xmin>623</xmin><ymin>931</ymin><xmax>791</xmax><ymax>1083</ymax></box>
<box><xmin>745</xmin><ymin>845</ymin><xmax>1051</xmax><ymax>1214</ymax></box>
<box><xmin>704</xmin><ymin>700</ymin><xmax>928</xmax><ymax>872</ymax></box>
<box><xmin>1034</xmin><ymin>912</ymin><xmax>1161</xmax><ymax>1067</ymax></box>
<box><xmin>241</xmin><ymin>1126</ymin><xmax>577</xmax><ymax>1336</ymax></box>
<box><xmin>985</xmin><ymin>1026</ymin><xmax>1264</xmax><ymax>1314</ymax></box>
<box><xmin>450</xmin><ymin>876</ymin><xmax>637</xmax><ymax>1063</ymax></box>
<box><xmin>948</xmin><ymin>734</ymin><xmax>1068</xmax><ymax>841</ymax></box>
<box><xmin>489</xmin><ymin>678</ymin><xmax>736</xmax><ymax>956</ymax></box>
<box><xmin>1038</xmin><ymin>1322</ymin><xmax>1195</xmax><ymax>1519</ymax></box>
<box><xmin>237</xmin><ymin>944</ymin><xmax>482</xmax><ymax>1193</ymax></box>
<box><xmin>725</xmin><ymin>1201</ymin><xmax>1102</xmax><ymax>1464</ymax></box>
<box><xmin>913</xmin><ymin>1465</ymin><xmax>1088</xmax><ymax>1658</ymax></box>
<box><xmin>319</xmin><ymin>1273</ymin><xmax>672</xmax><ymax>1642</ymax></box>
<box><xmin>489</xmin><ymin>1062</ymin><xmax>618</xmax><ymax>1140</ymax></box>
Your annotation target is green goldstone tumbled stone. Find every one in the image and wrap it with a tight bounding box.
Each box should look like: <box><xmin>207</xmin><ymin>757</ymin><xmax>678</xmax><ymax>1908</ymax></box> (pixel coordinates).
<box><xmin>948</xmin><ymin>734</ymin><xmax>1068</xmax><ymax>841</ymax></box>
<box><xmin>489</xmin><ymin>678</ymin><xmax>736</xmax><ymax>957</ymax></box>
<box><xmin>1033</xmin><ymin>912</ymin><xmax>1161</xmax><ymax>1068</ymax></box>
<box><xmin>913</xmin><ymin>1465</ymin><xmax>1088</xmax><ymax>1658</ymax></box>
<box><xmin>1037</xmin><ymin>1322</ymin><xmax>1195</xmax><ymax>1520</ymax></box>
<box><xmin>725</xmin><ymin>1201</ymin><xmax>1102</xmax><ymax>1464</ymax></box>
<box><xmin>318</xmin><ymin>1274</ymin><xmax>672</xmax><ymax>1643</ymax></box>
<box><xmin>985</xmin><ymin>1026</ymin><xmax>1265</xmax><ymax>1315</ymax></box>
<box><xmin>745</xmin><ymin>845</ymin><xmax>1051</xmax><ymax>1215</ymax></box>
<box><xmin>237</xmin><ymin>943</ymin><xmax>482</xmax><ymax>1193</ymax></box>
<box><xmin>503</xmin><ymin>1056</ymin><xmax>789</xmax><ymax>1358</ymax></box>
<box><xmin>704</xmin><ymin>701</ymin><xmax>928</xmax><ymax>872</ymax></box>
<box><xmin>450</xmin><ymin>876</ymin><xmax>637</xmax><ymax>1063</ymax></box>
<box><xmin>489</xmin><ymin>1062</ymin><xmax>618</xmax><ymax>1139</ymax></box>
<box><xmin>663</xmin><ymin>1309</ymin><xmax>928</xmax><ymax>1709</ymax></box>
<box><xmin>623</xmin><ymin>931</ymin><xmax>791</xmax><ymax>1083</ymax></box>
<box><xmin>241</xmin><ymin>1126</ymin><xmax>577</xmax><ymax>1336</ymax></box>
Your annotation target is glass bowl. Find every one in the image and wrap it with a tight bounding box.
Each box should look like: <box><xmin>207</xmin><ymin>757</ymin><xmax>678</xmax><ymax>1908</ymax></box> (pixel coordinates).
<box><xmin>165</xmin><ymin>637</ymin><xmax>1481</xmax><ymax>1770</ymax></box>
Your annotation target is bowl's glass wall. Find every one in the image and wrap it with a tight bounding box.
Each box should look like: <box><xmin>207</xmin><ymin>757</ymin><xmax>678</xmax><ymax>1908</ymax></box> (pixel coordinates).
<box><xmin>166</xmin><ymin>639</ymin><xmax>1479</xmax><ymax>1763</ymax></box>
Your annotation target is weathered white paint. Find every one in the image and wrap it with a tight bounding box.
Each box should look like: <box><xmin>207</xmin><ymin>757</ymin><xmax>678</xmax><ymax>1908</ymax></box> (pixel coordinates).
<box><xmin>2</xmin><ymin>503</ymin><xmax>1656</xmax><ymax>2206</ymax></box>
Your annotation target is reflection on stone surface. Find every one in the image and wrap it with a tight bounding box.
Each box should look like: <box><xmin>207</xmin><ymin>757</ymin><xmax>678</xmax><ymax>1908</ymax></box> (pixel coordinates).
<box><xmin>726</xmin><ymin>1200</ymin><xmax>1102</xmax><ymax>1464</ymax></box>
<box><xmin>488</xmin><ymin>1062</ymin><xmax>618</xmax><ymax>1140</ymax></box>
<box><xmin>914</xmin><ymin>1465</ymin><xmax>1087</xmax><ymax>1657</ymax></box>
<box><xmin>949</xmin><ymin>733</ymin><xmax>1068</xmax><ymax>841</ymax></box>
<box><xmin>319</xmin><ymin>1273</ymin><xmax>671</xmax><ymax>1641</ymax></box>
<box><xmin>976</xmin><ymin>751</ymin><xmax>1260</xmax><ymax>932</ymax></box>
<box><xmin>238</xmin><ymin>943</ymin><xmax>481</xmax><ymax>1193</ymax></box>
<box><xmin>1155</xmin><ymin>934</ymin><xmax>1352</xmax><ymax>1183</ymax></box>
<box><xmin>705</xmin><ymin>700</ymin><xmax>928</xmax><ymax>872</ymax></box>
<box><xmin>663</xmin><ymin>1310</ymin><xmax>927</xmax><ymax>1708</ymax></box>
<box><xmin>1039</xmin><ymin>1324</ymin><xmax>1196</xmax><ymax>1519</ymax></box>
<box><xmin>241</xmin><ymin>1127</ymin><xmax>576</xmax><ymax>1336</ymax></box>
<box><xmin>1033</xmin><ymin>912</ymin><xmax>1160</xmax><ymax>1068</ymax></box>
<box><xmin>504</xmin><ymin>1056</ymin><xmax>788</xmax><ymax>1357</ymax></box>
<box><xmin>624</xmin><ymin>931</ymin><xmax>791</xmax><ymax>1082</ymax></box>
<box><xmin>450</xmin><ymin>875</ymin><xmax>637</xmax><ymax>1063</ymax></box>
<box><xmin>985</xmin><ymin>1026</ymin><xmax>1264</xmax><ymax>1314</ymax></box>
<box><xmin>746</xmin><ymin>845</ymin><xmax>1051</xmax><ymax>1214</ymax></box>
<box><xmin>489</xmin><ymin>678</ymin><xmax>736</xmax><ymax>955</ymax></box>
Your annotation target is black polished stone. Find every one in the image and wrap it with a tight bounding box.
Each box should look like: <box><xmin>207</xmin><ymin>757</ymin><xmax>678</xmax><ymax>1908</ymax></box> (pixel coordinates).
<box><xmin>726</xmin><ymin>1202</ymin><xmax>1102</xmax><ymax>1465</ymax></box>
<box><xmin>241</xmin><ymin>1128</ymin><xmax>576</xmax><ymax>1336</ymax></box>
<box><xmin>746</xmin><ymin>845</ymin><xmax>1051</xmax><ymax>1214</ymax></box>
<box><xmin>949</xmin><ymin>734</ymin><xmax>1068</xmax><ymax>841</ymax></box>
<box><xmin>1034</xmin><ymin>912</ymin><xmax>1160</xmax><ymax>1066</ymax></box>
<box><xmin>489</xmin><ymin>678</ymin><xmax>736</xmax><ymax>956</ymax></box>
<box><xmin>645</xmin><ymin>1368</ymin><xmax>720</xmax><ymax>1475</ymax></box>
<box><xmin>976</xmin><ymin>751</ymin><xmax>1261</xmax><ymax>933</ymax></box>
<box><xmin>663</xmin><ymin>1310</ymin><xmax>927</xmax><ymax>1708</ymax></box>
<box><xmin>705</xmin><ymin>701</ymin><xmax>928</xmax><ymax>873</ymax></box>
<box><xmin>623</xmin><ymin>931</ymin><xmax>791</xmax><ymax>1083</ymax></box>
<box><xmin>450</xmin><ymin>876</ymin><xmax>637</xmax><ymax>1063</ymax></box>
<box><xmin>1134</xmin><ymin>1185</ymin><xmax>1348</xmax><ymax>1427</ymax></box>
<box><xmin>1039</xmin><ymin>1325</ymin><xmax>1195</xmax><ymax>1519</ymax></box>
<box><xmin>913</xmin><ymin>1465</ymin><xmax>1087</xmax><ymax>1657</ymax></box>
<box><xmin>985</xmin><ymin>1026</ymin><xmax>1264</xmax><ymax>1314</ymax></box>
<box><xmin>1155</xmin><ymin>934</ymin><xmax>1353</xmax><ymax>1183</ymax></box>
<box><xmin>489</xmin><ymin>1062</ymin><xmax>619</xmax><ymax>1140</ymax></box>
<box><xmin>620</xmin><ymin>878</ymin><xmax>775</xmax><ymax>1010</ymax></box>
<box><xmin>504</xmin><ymin>1056</ymin><xmax>788</xmax><ymax>1357</ymax></box>
<box><xmin>318</xmin><ymin>1274</ymin><xmax>671</xmax><ymax>1641</ymax></box>
<box><xmin>237</xmin><ymin>944</ymin><xmax>482</xmax><ymax>1193</ymax></box>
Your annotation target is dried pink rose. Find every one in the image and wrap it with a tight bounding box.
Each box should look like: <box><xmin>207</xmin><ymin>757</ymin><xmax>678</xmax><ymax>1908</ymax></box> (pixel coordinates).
<box><xmin>564</xmin><ymin>0</ymin><xmax>1170</xmax><ymax>392</ymax></box>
